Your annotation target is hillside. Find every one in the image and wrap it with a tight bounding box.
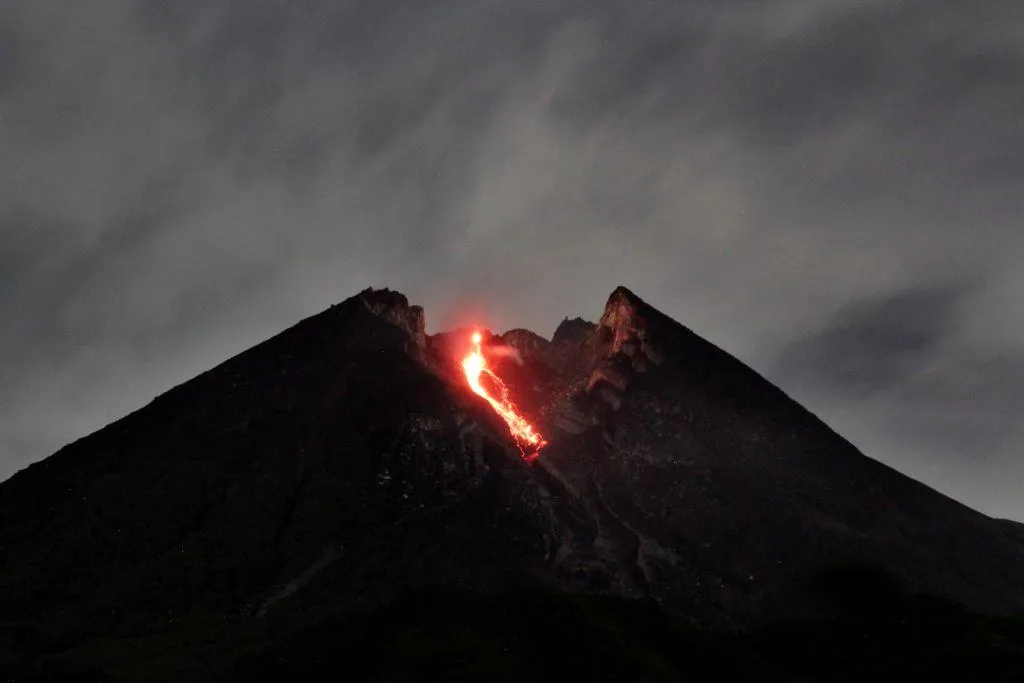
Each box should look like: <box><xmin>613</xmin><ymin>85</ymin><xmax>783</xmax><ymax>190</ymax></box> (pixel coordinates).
<box><xmin>1</xmin><ymin>286</ymin><xmax>1022</xmax><ymax>681</ymax></box>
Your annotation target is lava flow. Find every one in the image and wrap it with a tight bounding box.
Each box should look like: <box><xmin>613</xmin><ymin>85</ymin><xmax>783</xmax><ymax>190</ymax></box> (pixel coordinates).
<box><xmin>461</xmin><ymin>331</ymin><xmax>547</xmax><ymax>460</ymax></box>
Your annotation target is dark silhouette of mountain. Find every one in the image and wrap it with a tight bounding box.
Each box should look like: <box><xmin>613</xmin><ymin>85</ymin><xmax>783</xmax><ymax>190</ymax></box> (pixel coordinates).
<box><xmin>1</xmin><ymin>285</ymin><xmax>1022</xmax><ymax>681</ymax></box>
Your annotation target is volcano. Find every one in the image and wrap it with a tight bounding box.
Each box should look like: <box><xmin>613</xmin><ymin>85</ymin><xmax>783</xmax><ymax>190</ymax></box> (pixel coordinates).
<box><xmin>2</xmin><ymin>286</ymin><xmax>1023</xmax><ymax>681</ymax></box>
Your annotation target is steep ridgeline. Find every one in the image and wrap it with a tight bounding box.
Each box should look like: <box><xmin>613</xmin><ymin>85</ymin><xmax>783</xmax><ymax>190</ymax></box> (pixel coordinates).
<box><xmin>498</xmin><ymin>287</ymin><xmax>1024</xmax><ymax>624</ymax></box>
<box><xmin>1</xmin><ymin>286</ymin><xmax>1022</xmax><ymax>676</ymax></box>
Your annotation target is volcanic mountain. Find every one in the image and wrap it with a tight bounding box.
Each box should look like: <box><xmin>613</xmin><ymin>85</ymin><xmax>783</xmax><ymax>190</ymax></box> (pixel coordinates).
<box><xmin>2</xmin><ymin>286</ymin><xmax>1023</xmax><ymax>680</ymax></box>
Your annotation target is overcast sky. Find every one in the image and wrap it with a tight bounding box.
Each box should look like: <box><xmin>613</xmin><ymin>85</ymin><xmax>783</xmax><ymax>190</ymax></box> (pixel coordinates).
<box><xmin>1</xmin><ymin>1</ymin><xmax>1021</xmax><ymax>520</ymax></box>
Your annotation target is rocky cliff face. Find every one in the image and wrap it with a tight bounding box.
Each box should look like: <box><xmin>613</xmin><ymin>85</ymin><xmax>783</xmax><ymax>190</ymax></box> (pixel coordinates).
<box><xmin>1</xmin><ymin>285</ymin><xmax>1023</xmax><ymax>663</ymax></box>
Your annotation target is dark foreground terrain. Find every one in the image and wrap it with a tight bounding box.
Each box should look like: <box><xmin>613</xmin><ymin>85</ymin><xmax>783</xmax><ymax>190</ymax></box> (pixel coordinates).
<box><xmin>2</xmin><ymin>286</ymin><xmax>1022</xmax><ymax>681</ymax></box>
<box><xmin>4</xmin><ymin>578</ymin><xmax>1024</xmax><ymax>682</ymax></box>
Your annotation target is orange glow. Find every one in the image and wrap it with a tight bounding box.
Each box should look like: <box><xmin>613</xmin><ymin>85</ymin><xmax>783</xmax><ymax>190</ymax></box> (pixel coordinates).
<box><xmin>461</xmin><ymin>331</ymin><xmax>547</xmax><ymax>460</ymax></box>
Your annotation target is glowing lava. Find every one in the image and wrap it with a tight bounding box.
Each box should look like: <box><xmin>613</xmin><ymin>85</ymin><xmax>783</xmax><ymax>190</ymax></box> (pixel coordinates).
<box><xmin>462</xmin><ymin>331</ymin><xmax>547</xmax><ymax>460</ymax></box>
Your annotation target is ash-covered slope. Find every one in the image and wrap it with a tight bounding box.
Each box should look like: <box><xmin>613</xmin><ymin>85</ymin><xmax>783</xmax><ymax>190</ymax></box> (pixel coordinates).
<box><xmin>500</xmin><ymin>287</ymin><xmax>1024</xmax><ymax>623</ymax></box>
<box><xmin>1</xmin><ymin>285</ymin><xmax>1023</xmax><ymax>673</ymax></box>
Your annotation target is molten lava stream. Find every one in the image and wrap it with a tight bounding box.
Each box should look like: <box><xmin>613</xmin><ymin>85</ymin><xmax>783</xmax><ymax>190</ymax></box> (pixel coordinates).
<box><xmin>461</xmin><ymin>331</ymin><xmax>547</xmax><ymax>460</ymax></box>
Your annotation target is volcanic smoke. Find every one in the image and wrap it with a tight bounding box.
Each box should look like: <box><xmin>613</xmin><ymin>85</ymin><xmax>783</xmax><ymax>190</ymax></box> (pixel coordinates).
<box><xmin>461</xmin><ymin>332</ymin><xmax>547</xmax><ymax>460</ymax></box>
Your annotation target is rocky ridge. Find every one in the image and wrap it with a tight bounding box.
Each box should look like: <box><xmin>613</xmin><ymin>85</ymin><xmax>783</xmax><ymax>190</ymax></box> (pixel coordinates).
<box><xmin>0</xmin><ymin>284</ymin><xmax>1022</xmax><ymax>659</ymax></box>
<box><xmin>358</xmin><ymin>285</ymin><xmax>1024</xmax><ymax>625</ymax></box>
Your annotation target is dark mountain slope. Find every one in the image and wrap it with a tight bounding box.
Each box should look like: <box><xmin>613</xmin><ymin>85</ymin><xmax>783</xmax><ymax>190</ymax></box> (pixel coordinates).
<box><xmin>1</xmin><ymin>285</ymin><xmax>1022</xmax><ymax>681</ymax></box>
<box><xmin>0</xmin><ymin>290</ymin><xmax>579</xmax><ymax>646</ymax></box>
<box><xmin>512</xmin><ymin>287</ymin><xmax>1024</xmax><ymax>623</ymax></box>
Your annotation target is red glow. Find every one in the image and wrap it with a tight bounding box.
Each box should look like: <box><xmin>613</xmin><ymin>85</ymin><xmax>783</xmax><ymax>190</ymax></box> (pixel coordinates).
<box><xmin>461</xmin><ymin>331</ymin><xmax>546</xmax><ymax>460</ymax></box>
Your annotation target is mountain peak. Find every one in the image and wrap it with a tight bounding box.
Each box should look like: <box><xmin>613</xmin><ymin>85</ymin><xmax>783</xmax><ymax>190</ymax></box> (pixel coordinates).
<box><xmin>603</xmin><ymin>285</ymin><xmax>647</xmax><ymax>317</ymax></box>
<box><xmin>551</xmin><ymin>317</ymin><xmax>595</xmax><ymax>345</ymax></box>
<box><xmin>355</xmin><ymin>286</ymin><xmax>426</xmax><ymax>348</ymax></box>
<box><xmin>607</xmin><ymin>284</ymin><xmax>641</xmax><ymax>301</ymax></box>
<box><xmin>3</xmin><ymin>283</ymin><xmax>1024</xmax><ymax>680</ymax></box>
<box><xmin>596</xmin><ymin>285</ymin><xmax>658</xmax><ymax>362</ymax></box>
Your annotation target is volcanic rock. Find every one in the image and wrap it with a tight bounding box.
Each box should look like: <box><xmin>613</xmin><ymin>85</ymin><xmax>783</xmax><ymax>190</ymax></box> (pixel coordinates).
<box><xmin>355</xmin><ymin>286</ymin><xmax>427</xmax><ymax>353</ymax></box>
<box><xmin>497</xmin><ymin>328</ymin><xmax>550</xmax><ymax>358</ymax></box>
<box><xmin>551</xmin><ymin>316</ymin><xmax>596</xmax><ymax>346</ymax></box>
<box><xmin>1</xmin><ymin>284</ymin><xmax>1023</xmax><ymax>678</ymax></box>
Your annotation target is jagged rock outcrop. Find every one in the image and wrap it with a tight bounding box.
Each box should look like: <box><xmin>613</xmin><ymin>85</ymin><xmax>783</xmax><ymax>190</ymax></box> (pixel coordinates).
<box><xmin>498</xmin><ymin>328</ymin><xmax>550</xmax><ymax>358</ymax></box>
<box><xmin>552</xmin><ymin>316</ymin><xmax>596</xmax><ymax>346</ymax></box>
<box><xmin>357</xmin><ymin>286</ymin><xmax>427</xmax><ymax>351</ymax></box>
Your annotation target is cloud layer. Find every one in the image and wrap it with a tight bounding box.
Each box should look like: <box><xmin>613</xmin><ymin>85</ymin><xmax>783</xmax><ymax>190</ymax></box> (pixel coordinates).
<box><xmin>2</xmin><ymin>1</ymin><xmax>1022</xmax><ymax>519</ymax></box>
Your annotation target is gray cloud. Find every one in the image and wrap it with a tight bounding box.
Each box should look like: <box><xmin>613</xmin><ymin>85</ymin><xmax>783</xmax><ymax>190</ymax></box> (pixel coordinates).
<box><xmin>772</xmin><ymin>285</ymin><xmax>969</xmax><ymax>398</ymax></box>
<box><xmin>767</xmin><ymin>284</ymin><xmax>1024</xmax><ymax>518</ymax></box>
<box><xmin>1</xmin><ymin>0</ymin><xmax>1022</xmax><ymax>519</ymax></box>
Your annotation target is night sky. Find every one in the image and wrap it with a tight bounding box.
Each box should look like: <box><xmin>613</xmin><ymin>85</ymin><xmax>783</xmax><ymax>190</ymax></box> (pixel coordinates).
<box><xmin>2</xmin><ymin>2</ymin><xmax>1021</xmax><ymax>520</ymax></box>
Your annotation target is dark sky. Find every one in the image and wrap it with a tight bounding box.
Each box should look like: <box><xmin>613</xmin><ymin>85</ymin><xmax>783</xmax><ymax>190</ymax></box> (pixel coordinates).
<box><xmin>2</xmin><ymin>1</ymin><xmax>1022</xmax><ymax>520</ymax></box>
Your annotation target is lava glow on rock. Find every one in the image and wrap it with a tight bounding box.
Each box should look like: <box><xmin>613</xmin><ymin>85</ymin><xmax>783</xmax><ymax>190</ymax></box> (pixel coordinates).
<box><xmin>461</xmin><ymin>331</ymin><xmax>547</xmax><ymax>460</ymax></box>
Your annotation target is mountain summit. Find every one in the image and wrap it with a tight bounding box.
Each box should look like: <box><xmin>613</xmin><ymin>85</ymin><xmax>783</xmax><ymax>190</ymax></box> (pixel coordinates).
<box><xmin>2</xmin><ymin>286</ymin><xmax>1023</xmax><ymax>678</ymax></box>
